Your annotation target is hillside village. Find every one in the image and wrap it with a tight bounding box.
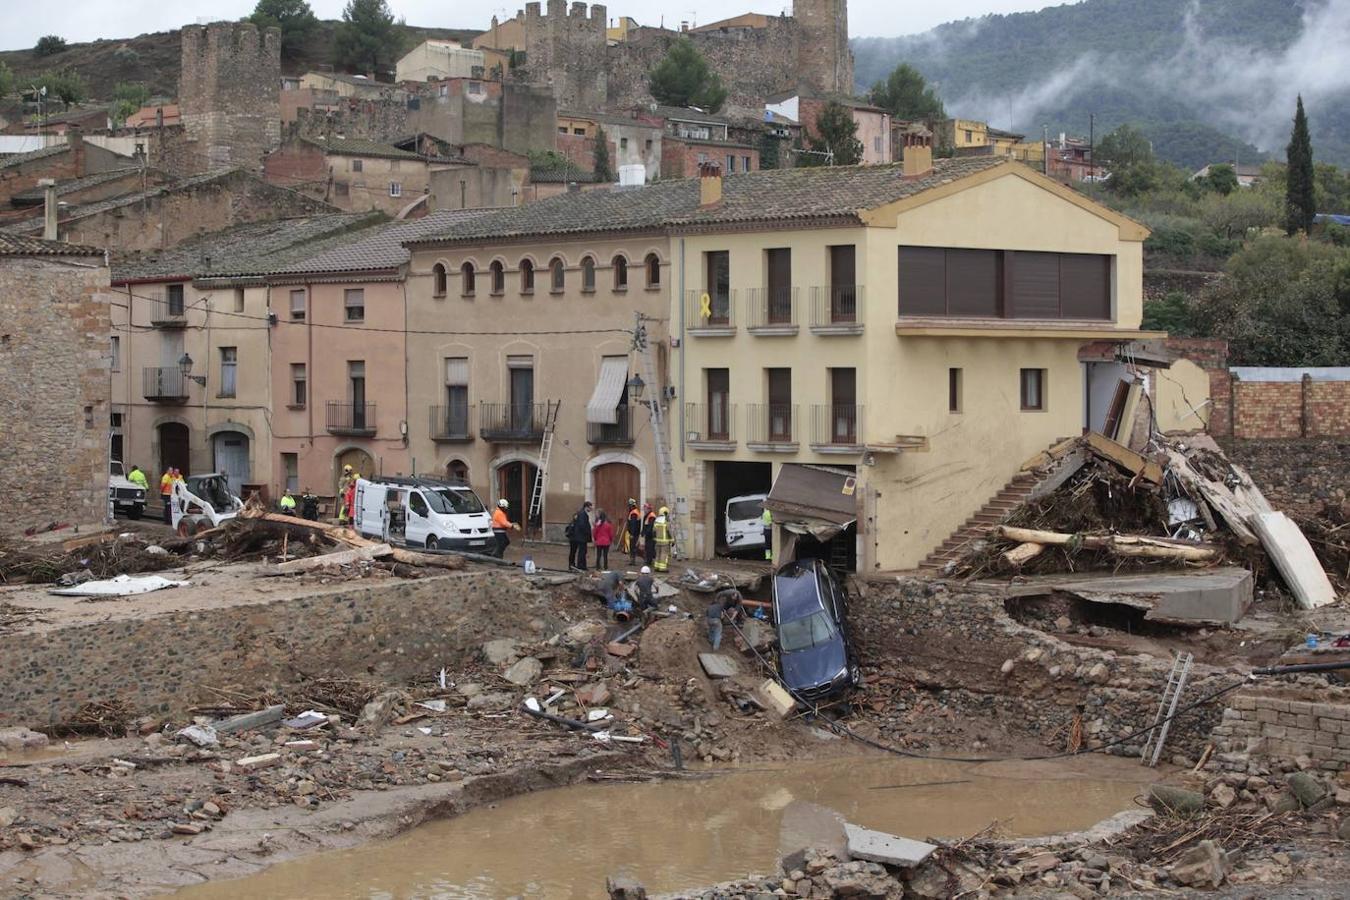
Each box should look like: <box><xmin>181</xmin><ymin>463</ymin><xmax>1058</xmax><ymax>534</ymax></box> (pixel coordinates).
<box><xmin>1</xmin><ymin>0</ymin><xmax>1349</xmax><ymax>897</ymax></box>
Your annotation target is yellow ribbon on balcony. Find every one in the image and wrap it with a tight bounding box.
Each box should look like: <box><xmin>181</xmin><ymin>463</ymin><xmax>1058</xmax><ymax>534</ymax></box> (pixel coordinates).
<box><xmin>699</xmin><ymin>292</ymin><xmax>712</xmax><ymax>320</ymax></box>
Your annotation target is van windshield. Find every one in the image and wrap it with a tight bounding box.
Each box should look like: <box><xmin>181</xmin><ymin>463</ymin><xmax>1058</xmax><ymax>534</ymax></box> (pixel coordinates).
<box><xmin>727</xmin><ymin>499</ymin><xmax>764</xmax><ymax>521</ymax></box>
<box><xmin>779</xmin><ymin>611</ymin><xmax>837</xmax><ymax>652</ymax></box>
<box><xmin>426</xmin><ymin>488</ymin><xmax>485</xmax><ymax>515</ymax></box>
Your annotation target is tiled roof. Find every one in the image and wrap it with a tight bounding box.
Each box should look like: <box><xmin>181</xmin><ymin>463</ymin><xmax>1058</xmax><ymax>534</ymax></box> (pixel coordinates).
<box><xmin>276</xmin><ymin>209</ymin><xmax>498</xmax><ymax>276</ymax></box>
<box><xmin>411</xmin><ymin>156</ymin><xmax>1010</xmax><ymax>243</ymax></box>
<box><xmin>304</xmin><ymin>136</ymin><xmax>424</xmax><ymax>160</ymax></box>
<box><xmin>528</xmin><ymin>166</ymin><xmax>598</xmax><ymax>184</ymax></box>
<box><xmin>0</xmin><ymin>232</ymin><xmax>104</xmax><ymax>256</ymax></box>
<box><xmin>11</xmin><ymin>168</ymin><xmax>143</xmax><ymax>203</ymax></box>
<box><xmin>0</xmin><ymin>143</ymin><xmax>70</xmax><ymax>170</ymax></box>
<box><xmin>2</xmin><ymin>170</ymin><xmax>240</xmax><ymax>235</ymax></box>
<box><xmin>648</xmin><ymin>105</ymin><xmax>730</xmax><ymax>126</ymax></box>
<box><xmin>111</xmin><ymin>212</ymin><xmax>382</xmax><ymax>282</ymax></box>
<box><xmin>557</xmin><ymin>110</ymin><xmax>661</xmax><ymax>130</ymax></box>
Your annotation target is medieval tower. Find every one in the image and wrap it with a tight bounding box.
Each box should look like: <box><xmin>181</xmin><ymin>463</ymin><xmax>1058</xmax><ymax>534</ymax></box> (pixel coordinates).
<box><xmin>179</xmin><ymin>22</ymin><xmax>282</xmax><ymax>171</ymax></box>
<box><xmin>793</xmin><ymin>0</ymin><xmax>853</xmax><ymax>96</ymax></box>
<box><xmin>522</xmin><ymin>1</ymin><xmax>609</xmax><ymax>112</ymax></box>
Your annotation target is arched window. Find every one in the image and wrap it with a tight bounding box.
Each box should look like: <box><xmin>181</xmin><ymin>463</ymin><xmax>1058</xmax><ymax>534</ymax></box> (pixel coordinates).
<box><xmin>645</xmin><ymin>253</ymin><xmax>661</xmax><ymax>288</ymax></box>
<box><xmin>460</xmin><ymin>262</ymin><xmax>475</xmax><ymax>296</ymax></box>
<box><xmin>520</xmin><ymin>258</ymin><xmax>535</xmax><ymax>294</ymax></box>
<box><xmin>432</xmin><ymin>263</ymin><xmax>447</xmax><ymax>297</ymax></box>
<box><xmin>489</xmin><ymin>260</ymin><xmax>505</xmax><ymax>295</ymax></box>
<box><xmin>612</xmin><ymin>255</ymin><xmax>628</xmax><ymax>291</ymax></box>
<box><xmin>581</xmin><ymin>256</ymin><xmax>596</xmax><ymax>292</ymax></box>
<box><xmin>446</xmin><ymin>459</ymin><xmax>469</xmax><ymax>484</ymax></box>
<box><xmin>550</xmin><ymin>257</ymin><xmax>565</xmax><ymax>292</ymax></box>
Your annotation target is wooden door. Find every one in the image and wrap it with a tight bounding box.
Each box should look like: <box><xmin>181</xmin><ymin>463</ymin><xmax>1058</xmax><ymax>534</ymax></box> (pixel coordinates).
<box><xmin>593</xmin><ymin>462</ymin><xmax>640</xmax><ymax>523</ymax></box>
<box><xmin>159</xmin><ymin>423</ymin><xmax>189</xmax><ymax>475</ymax></box>
<box><xmin>1102</xmin><ymin>379</ymin><xmax>1131</xmax><ymax>440</ymax></box>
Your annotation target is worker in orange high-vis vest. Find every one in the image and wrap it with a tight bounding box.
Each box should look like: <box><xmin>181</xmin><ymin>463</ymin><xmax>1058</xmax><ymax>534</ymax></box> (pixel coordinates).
<box><xmin>491</xmin><ymin>498</ymin><xmax>520</xmax><ymax>559</ymax></box>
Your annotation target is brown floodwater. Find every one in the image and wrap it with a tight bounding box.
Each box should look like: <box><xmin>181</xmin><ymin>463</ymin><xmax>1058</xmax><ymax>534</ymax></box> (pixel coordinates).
<box><xmin>176</xmin><ymin>754</ymin><xmax>1151</xmax><ymax>900</ymax></box>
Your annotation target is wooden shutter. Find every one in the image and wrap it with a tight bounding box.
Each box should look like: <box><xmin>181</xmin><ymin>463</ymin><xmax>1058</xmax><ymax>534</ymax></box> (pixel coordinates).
<box><xmin>1060</xmin><ymin>253</ymin><xmax>1111</xmax><ymax>319</ymax></box>
<box><xmin>1010</xmin><ymin>251</ymin><xmax>1060</xmax><ymax>318</ymax></box>
<box><xmin>945</xmin><ymin>249</ymin><xmax>1001</xmax><ymax>317</ymax></box>
<box><xmin>898</xmin><ymin>246</ymin><xmax>947</xmax><ymax>316</ymax></box>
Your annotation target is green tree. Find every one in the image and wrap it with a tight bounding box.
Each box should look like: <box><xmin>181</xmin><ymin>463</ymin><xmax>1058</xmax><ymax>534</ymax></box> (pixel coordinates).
<box><xmin>1285</xmin><ymin>95</ymin><xmax>1316</xmax><ymax>235</ymax></box>
<box><xmin>334</xmin><ymin>0</ymin><xmax>403</xmax><ymax>75</ymax></box>
<box><xmin>249</xmin><ymin>0</ymin><xmax>318</xmax><ymax>57</ymax></box>
<box><xmin>34</xmin><ymin>35</ymin><xmax>67</xmax><ymax>56</ymax></box>
<box><xmin>1201</xmin><ymin>163</ymin><xmax>1238</xmax><ymax>195</ymax></box>
<box><xmin>1199</xmin><ymin>189</ymin><xmax>1279</xmax><ymax>239</ymax></box>
<box><xmin>1314</xmin><ymin>163</ymin><xmax>1350</xmax><ymax>214</ymax></box>
<box><xmin>110</xmin><ymin>82</ymin><xmax>151</xmax><ymax>127</ymax></box>
<box><xmin>592</xmin><ymin>125</ymin><xmax>613</xmax><ymax>183</ymax></box>
<box><xmin>867</xmin><ymin>63</ymin><xmax>944</xmax><ymax>121</ymax></box>
<box><xmin>33</xmin><ymin>69</ymin><xmax>87</xmax><ymax>109</ymax></box>
<box><xmin>1141</xmin><ymin>292</ymin><xmax>1196</xmax><ymax>336</ymax></box>
<box><xmin>1096</xmin><ymin>123</ymin><xmax>1154</xmax><ymax>171</ymax></box>
<box><xmin>759</xmin><ymin>132</ymin><xmax>781</xmax><ymax>170</ymax></box>
<box><xmin>646</xmin><ymin>38</ymin><xmax>727</xmax><ymax>113</ymax></box>
<box><xmin>0</xmin><ymin>62</ymin><xmax>14</xmax><ymax>99</ymax></box>
<box><xmin>799</xmin><ymin>101</ymin><xmax>862</xmax><ymax>167</ymax></box>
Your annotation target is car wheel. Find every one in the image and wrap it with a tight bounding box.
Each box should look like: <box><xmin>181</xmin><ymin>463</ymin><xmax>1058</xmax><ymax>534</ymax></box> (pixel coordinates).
<box><xmin>426</xmin><ymin>536</ymin><xmax>439</xmax><ymax>550</ymax></box>
<box><xmin>129</xmin><ymin>503</ymin><xmax>144</xmax><ymax>520</ymax></box>
<box><xmin>177</xmin><ymin>517</ymin><xmax>200</xmax><ymax>538</ymax></box>
<box><xmin>848</xmin><ymin>663</ymin><xmax>863</xmax><ymax>687</ymax></box>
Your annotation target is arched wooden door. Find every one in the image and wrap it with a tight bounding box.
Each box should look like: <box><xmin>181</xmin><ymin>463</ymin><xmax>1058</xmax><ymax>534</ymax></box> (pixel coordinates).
<box><xmin>592</xmin><ymin>462</ymin><xmax>639</xmax><ymax>524</ymax></box>
<box><xmin>335</xmin><ymin>448</ymin><xmax>374</xmax><ymax>494</ymax></box>
<box><xmin>497</xmin><ymin>461</ymin><xmax>539</xmax><ymax>532</ymax></box>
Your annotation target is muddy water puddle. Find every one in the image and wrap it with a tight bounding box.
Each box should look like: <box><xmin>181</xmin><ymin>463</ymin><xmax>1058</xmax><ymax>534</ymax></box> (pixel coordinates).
<box><xmin>177</xmin><ymin>755</ymin><xmax>1151</xmax><ymax>899</ymax></box>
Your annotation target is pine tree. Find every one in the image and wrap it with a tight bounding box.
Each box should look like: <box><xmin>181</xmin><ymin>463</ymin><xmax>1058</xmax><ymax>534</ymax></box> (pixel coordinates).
<box><xmin>798</xmin><ymin>101</ymin><xmax>862</xmax><ymax>167</ymax></box>
<box><xmin>593</xmin><ymin>126</ymin><xmax>613</xmax><ymax>183</ymax></box>
<box><xmin>646</xmin><ymin>39</ymin><xmax>727</xmax><ymax>113</ymax></box>
<box><xmin>334</xmin><ymin>0</ymin><xmax>402</xmax><ymax>75</ymax></box>
<box><xmin>1284</xmin><ymin>95</ymin><xmax>1315</xmax><ymax>235</ymax></box>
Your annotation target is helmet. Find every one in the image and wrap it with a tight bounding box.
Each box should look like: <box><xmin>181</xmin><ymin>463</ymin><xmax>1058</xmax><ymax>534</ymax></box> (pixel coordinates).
<box><xmin>498</xmin><ymin>498</ymin><xmax>509</xmax><ymax>508</ymax></box>
<box><xmin>640</xmin><ymin>566</ymin><xmax>651</xmax><ymax>574</ymax></box>
<box><xmin>659</xmin><ymin>506</ymin><xmax>669</xmax><ymax>516</ymax></box>
<box><xmin>343</xmin><ymin>464</ymin><xmax>353</xmax><ymax>473</ymax></box>
<box><xmin>627</xmin><ymin>498</ymin><xmax>637</xmax><ymax>506</ymax></box>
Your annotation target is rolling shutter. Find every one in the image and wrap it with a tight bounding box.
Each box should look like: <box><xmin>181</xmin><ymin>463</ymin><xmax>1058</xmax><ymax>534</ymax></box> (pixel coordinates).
<box><xmin>1010</xmin><ymin>251</ymin><xmax>1061</xmax><ymax>318</ymax></box>
<box><xmin>897</xmin><ymin>246</ymin><xmax>947</xmax><ymax>316</ymax></box>
<box><xmin>1060</xmin><ymin>253</ymin><xmax>1111</xmax><ymax>319</ymax></box>
<box><xmin>945</xmin><ymin>249</ymin><xmax>1001</xmax><ymax>317</ymax></box>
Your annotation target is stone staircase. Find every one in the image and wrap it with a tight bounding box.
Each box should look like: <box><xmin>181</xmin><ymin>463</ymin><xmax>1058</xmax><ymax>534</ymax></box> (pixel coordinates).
<box><xmin>917</xmin><ymin>438</ymin><xmax>1078</xmax><ymax>574</ymax></box>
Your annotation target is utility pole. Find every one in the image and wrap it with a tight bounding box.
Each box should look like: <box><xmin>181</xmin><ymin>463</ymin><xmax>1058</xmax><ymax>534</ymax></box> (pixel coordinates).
<box><xmin>1089</xmin><ymin>113</ymin><xmax>1095</xmax><ymax>181</ymax></box>
<box><xmin>1042</xmin><ymin>124</ymin><xmax>1048</xmax><ymax>176</ymax></box>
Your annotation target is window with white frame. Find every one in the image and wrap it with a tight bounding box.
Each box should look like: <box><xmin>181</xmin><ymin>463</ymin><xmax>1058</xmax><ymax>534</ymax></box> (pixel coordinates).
<box><xmin>389</xmin><ymin>182</ymin><xmax>402</xmax><ymax>197</ymax></box>
<box><xmin>219</xmin><ymin>347</ymin><xmax>237</xmax><ymax>398</ymax></box>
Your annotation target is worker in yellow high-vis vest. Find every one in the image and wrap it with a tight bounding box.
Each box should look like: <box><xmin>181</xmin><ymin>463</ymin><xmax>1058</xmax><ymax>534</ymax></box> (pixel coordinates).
<box><xmin>761</xmin><ymin>506</ymin><xmax>773</xmax><ymax>562</ymax></box>
<box><xmin>653</xmin><ymin>506</ymin><xmax>672</xmax><ymax>572</ymax></box>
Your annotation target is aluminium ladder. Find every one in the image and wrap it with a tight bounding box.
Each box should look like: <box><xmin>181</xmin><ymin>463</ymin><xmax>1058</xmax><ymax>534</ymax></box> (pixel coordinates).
<box><xmin>634</xmin><ymin>313</ymin><xmax>682</xmax><ymax>557</ymax></box>
<box><xmin>1142</xmin><ymin>651</ymin><xmax>1194</xmax><ymax>767</ymax></box>
<box><xmin>527</xmin><ymin>401</ymin><xmax>560</xmax><ymax>531</ymax></box>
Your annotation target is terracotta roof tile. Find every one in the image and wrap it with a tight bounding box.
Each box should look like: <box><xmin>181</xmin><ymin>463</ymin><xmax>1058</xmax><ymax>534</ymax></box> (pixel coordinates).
<box><xmin>0</xmin><ymin>233</ymin><xmax>104</xmax><ymax>256</ymax></box>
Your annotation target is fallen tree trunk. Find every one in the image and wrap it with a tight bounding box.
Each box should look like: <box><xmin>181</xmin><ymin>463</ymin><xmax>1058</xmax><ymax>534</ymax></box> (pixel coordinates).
<box><xmin>236</xmin><ymin>508</ymin><xmax>372</xmax><ymax>548</ymax></box>
<box><xmin>1002</xmin><ymin>542</ymin><xmax>1046</xmax><ymax>567</ymax></box>
<box><xmin>387</xmin><ymin>548</ymin><xmax>466</xmax><ymax>570</ymax></box>
<box><xmin>997</xmin><ymin>526</ymin><xmax>1220</xmax><ymax>562</ymax></box>
<box><xmin>264</xmin><ymin>544</ymin><xmax>393</xmax><ymax>575</ymax></box>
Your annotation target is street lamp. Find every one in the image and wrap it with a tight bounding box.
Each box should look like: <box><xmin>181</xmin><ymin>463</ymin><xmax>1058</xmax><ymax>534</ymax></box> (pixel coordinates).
<box><xmin>626</xmin><ymin>372</ymin><xmax>646</xmax><ymax>402</ymax></box>
<box><xmin>178</xmin><ymin>352</ymin><xmax>206</xmax><ymax>387</ymax></box>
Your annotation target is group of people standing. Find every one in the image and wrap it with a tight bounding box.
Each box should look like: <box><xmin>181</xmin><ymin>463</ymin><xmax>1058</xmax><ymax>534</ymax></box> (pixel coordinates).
<box><xmin>566</xmin><ymin>498</ymin><xmax>671</xmax><ymax>573</ymax></box>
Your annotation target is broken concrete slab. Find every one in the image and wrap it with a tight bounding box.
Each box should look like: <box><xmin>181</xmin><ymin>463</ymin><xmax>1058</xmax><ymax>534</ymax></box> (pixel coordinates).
<box><xmin>176</xmin><ymin>725</ymin><xmax>219</xmax><ymax>748</ymax></box>
<box><xmin>1018</xmin><ymin>568</ymin><xmax>1254</xmax><ymax>626</ymax></box>
<box><xmin>753</xmin><ymin>679</ymin><xmax>796</xmax><ymax>720</ymax></box>
<box><xmin>698</xmin><ymin>653</ymin><xmax>740</xmax><ymax>678</ymax></box>
<box><xmin>843</xmin><ymin>822</ymin><xmax>937</xmax><ymax>867</ymax></box>
<box><xmin>236</xmin><ymin>752</ymin><xmax>281</xmax><ymax>771</ymax></box>
<box><xmin>1250</xmin><ymin>512</ymin><xmax>1335</xmax><ymax>610</ymax></box>
<box><xmin>503</xmin><ymin>656</ymin><xmax>543</xmax><ymax>686</ymax></box>
<box><xmin>215</xmin><ymin>704</ymin><xmax>285</xmax><ymax>734</ymax></box>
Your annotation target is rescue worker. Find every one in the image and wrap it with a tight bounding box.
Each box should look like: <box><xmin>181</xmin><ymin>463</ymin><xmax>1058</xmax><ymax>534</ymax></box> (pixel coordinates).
<box><xmin>642</xmin><ymin>503</ymin><xmax>657</xmax><ymax>567</ymax></box>
<box><xmin>706</xmin><ymin>589</ymin><xmax>742</xmax><ymax>651</ymax></box>
<box><xmin>634</xmin><ymin>565</ymin><xmax>657</xmax><ymax>612</ymax></box>
<box><xmin>653</xmin><ymin>506</ymin><xmax>672</xmax><ymax>572</ymax></box>
<box><xmin>491</xmin><ymin>498</ymin><xmax>520</xmax><ymax>558</ymax></box>
<box><xmin>341</xmin><ymin>473</ymin><xmax>358</xmax><ymax>527</ymax></box>
<box><xmin>597</xmin><ymin>569</ymin><xmax>629</xmax><ymax>619</ymax></box>
<box><xmin>761</xmin><ymin>505</ymin><xmax>773</xmax><ymax>562</ymax></box>
<box><xmin>127</xmin><ymin>465</ymin><xmax>149</xmax><ymax>492</ymax></box>
<box><xmin>300</xmin><ymin>488</ymin><xmax>319</xmax><ymax>521</ymax></box>
<box><xmin>625</xmin><ymin>499</ymin><xmax>642</xmax><ymax>563</ymax></box>
<box><xmin>159</xmin><ymin>468</ymin><xmax>174</xmax><ymax>524</ymax></box>
<box><xmin>567</xmin><ymin>501</ymin><xmax>593</xmax><ymax>571</ymax></box>
<box><xmin>336</xmin><ymin>465</ymin><xmax>354</xmax><ymax>523</ymax></box>
<box><xmin>279</xmin><ymin>490</ymin><xmax>297</xmax><ymax>514</ymax></box>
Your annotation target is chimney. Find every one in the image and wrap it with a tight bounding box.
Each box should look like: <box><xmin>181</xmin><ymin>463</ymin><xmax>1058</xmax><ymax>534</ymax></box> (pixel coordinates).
<box><xmin>698</xmin><ymin>160</ymin><xmax>722</xmax><ymax>207</ymax></box>
<box><xmin>68</xmin><ymin>126</ymin><xmax>85</xmax><ymax>175</ymax></box>
<box><xmin>901</xmin><ymin>130</ymin><xmax>933</xmax><ymax>179</ymax></box>
<box><xmin>39</xmin><ymin>179</ymin><xmax>58</xmax><ymax>241</ymax></box>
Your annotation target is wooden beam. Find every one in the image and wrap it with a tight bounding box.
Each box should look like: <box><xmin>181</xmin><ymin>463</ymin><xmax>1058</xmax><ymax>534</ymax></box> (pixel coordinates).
<box><xmin>997</xmin><ymin>526</ymin><xmax>1219</xmax><ymax>562</ymax></box>
<box><xmin>263</xmin><ymin>543</ymin><xmax>393</xmax><ymax>575</ymax></box>
<box><xmin>1002</xmin><ymin>542</ymin><xmax>1045</xmax><ymax>567</ymax></box>
<box><xmin>1083</xmin><ymin>431</ymin><xmax>1164</xmax><ymax>485</ymax></box>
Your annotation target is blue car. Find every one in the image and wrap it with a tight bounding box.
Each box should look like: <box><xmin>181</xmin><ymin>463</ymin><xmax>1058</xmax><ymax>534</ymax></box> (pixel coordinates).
<box><xmin>771</xmin><ymin>558</ymin><xmax>862</xmax><ymax>701</ymax></box>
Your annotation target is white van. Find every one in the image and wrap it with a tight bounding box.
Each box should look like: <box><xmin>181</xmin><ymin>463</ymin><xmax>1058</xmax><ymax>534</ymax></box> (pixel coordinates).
<box><xmin>725</xmin><ymin>492</ymin><xmax>768</xmax><ymax>555</ymax></box>
<box><xmin>353</xmin><ymin>477</ymin><xmax>494</xmax><ymax>552</ymax></box>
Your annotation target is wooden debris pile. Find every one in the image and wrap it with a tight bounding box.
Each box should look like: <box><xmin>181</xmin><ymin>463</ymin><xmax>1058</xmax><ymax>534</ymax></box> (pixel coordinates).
<box><xmin>0</xmin><ymin>535</ymin><xmax>183</xmax><ymax>585</ymax></box>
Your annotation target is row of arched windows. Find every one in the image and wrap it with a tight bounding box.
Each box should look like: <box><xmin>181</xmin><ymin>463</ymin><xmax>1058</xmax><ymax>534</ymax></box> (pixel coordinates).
<box><xmin>432</xmin><ymin>253</ymin><xmax>662</xmax><ymax>298</ymax></box>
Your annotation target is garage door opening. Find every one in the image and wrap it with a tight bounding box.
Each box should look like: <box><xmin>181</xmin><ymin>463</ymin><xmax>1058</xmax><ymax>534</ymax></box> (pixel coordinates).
<box><xmin>765</xmin><ymin>463</ymin><xmax>858</xmax><ymax>573</ymax></box>
<box><xmin>712</xmin><ymin>461</ymin><xmax>772</xmax><ymax>556</ymax></box>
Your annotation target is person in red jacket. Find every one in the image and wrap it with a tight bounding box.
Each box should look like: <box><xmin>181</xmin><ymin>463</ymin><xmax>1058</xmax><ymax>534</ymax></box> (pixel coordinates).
<box><xmin>593</xmin><ymin>510</ymin><xmax>614</xmax><ymax>570</ymax></box>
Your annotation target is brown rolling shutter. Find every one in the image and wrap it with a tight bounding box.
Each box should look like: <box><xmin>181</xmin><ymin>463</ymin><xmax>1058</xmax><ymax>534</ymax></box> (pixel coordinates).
<box><xmin>898</xmin><ymin>246</ymin><xmax>947</xmax><ymax>316</ymax></box>
<box><xmin>1060</xmin><ymin>253</ymin><xmax>1111</xmax><ymax>319</ymax></box>
<box><xmin>945</xmin><ymin>249</ymin><xmax>1001</xmax><ymax>317</ymax></box>
<box><xmin>1010</xmin><ymin>251</ymin><xmax>1060</xmax><ymax>318</ymax></box>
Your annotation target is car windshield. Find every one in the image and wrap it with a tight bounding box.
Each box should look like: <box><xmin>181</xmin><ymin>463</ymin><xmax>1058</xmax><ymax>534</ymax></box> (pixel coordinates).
<box><xmin>728</xmin><ymin>499</ymin><xmax>763</xmax><ymax>521</ymax></box>
<box><xmin>426</xmin><ymin>488</ymin><xmax>485</xmax><ymax>515</ymax></box>
<box><xmin>779</xmin><ymin>610</ymin><xmax>837</xmax><ymax>652</ymax></box>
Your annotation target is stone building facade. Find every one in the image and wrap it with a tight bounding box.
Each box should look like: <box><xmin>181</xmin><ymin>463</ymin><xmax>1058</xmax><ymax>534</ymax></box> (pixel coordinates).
<box><xmin>179</xmin><ymin>22</ymin><xmax>282</xmax><ymax>171</ymax></box>
<box><xmin>0</xmin><ymin>235</ymin><xmax>112</xmax><ymax>533</ymax></box>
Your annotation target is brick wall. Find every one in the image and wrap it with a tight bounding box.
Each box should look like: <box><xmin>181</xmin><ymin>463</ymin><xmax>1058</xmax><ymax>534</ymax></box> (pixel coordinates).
<box><xmin>0</xmin><ymin>253</ymin><xmax>111</xmax><ymax>533</ymax></box>
<box><xmin>1230</xmin><ymin>377</ymin><xmax>1350</xmax><ymax>440</ymax></box>
<box><xmin>1210</xmin><ymin>686</ymin><xmax>1350</xmax><ymax>772</ymax></box>
<box><xmin>1166</xmin><ymin>338</ymin><xmax>1234</xmax><ymax>436</ymax></box>
<box><xmin>661</xmin><ymin>138</ymin><xmax>759</xmax><ymax>179</ymax></box>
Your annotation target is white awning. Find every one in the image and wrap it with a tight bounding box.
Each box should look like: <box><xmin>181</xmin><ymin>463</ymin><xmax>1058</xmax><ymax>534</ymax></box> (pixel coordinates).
<box><xmin>586</xmin><ymin>356</ymin><xmax>630</xmax><ymax>424</ymax></box>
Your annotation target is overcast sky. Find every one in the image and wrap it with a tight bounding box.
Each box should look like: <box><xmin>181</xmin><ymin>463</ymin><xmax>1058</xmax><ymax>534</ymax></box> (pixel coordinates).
<box><xmin>3</xmin><ymin>0</ymin><xmax>1061</xmax><ymax>51</ymax></box>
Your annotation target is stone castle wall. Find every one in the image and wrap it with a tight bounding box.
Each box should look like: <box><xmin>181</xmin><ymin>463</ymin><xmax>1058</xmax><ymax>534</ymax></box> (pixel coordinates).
<box><xmin>521</xmin><ymin>0</ymin><xmax>609</xmax><ymax>112</ymax></box>
<box><xmin>180</xmin><ymin>22</ymin><xmax>282</xmax><ymax>171</ymax></box>
<box><xmin>1211</xmin><ymin>686</ymin><xmax>1350</xmax><ymax>773</ymax></box>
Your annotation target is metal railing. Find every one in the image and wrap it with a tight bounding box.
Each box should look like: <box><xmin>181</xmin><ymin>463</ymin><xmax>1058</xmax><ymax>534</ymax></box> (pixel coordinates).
<box><xmin>747</xmin><ymin>286</ymin><xmax>798</xmax><ymax>329</ymax></box>
<box><xmin>480</xmin><ymin>402</ymin><xmax>550</xmax><ymax>441</ymax></box>
<box><xmin>429</xmin><ymin>404</ymin><xmax>473</xmax><ymax>441</ymax></box>
<box><xmin>809</xmin><ymin>285</ymin><xmax>865</xmax><ymax>329</ymax></box>
<box><xmin>684</xmin><ymin>402</ymin><xmax>736</xmax><ymax>443</ymax></box>
<box><xmin>587</xmin><ymin>404</ymin><xmax>635</xmax><ymax>445</ymax></box>
<box><xmin>148</xmin><ymin>295</ymin><xmax>187</xmax><ymax>326</ymax></box>
<box><xmin>326</xmin><ymin>401</ymin><xmax>377</xmax><ymax>435</ymax></box>
<box><xmin>747</xmin><ymin>402</ymin><xmax>798</xmax><ymax>445</ymax></box>
<box><xmin>684</xmin><ymin>288</ymin><xmax>736</xmax><ymax>330</ymax></box>
<box><xmin>142</xmin><ymin>366</ymin><xmax>188</xmax><ymax>401</ymax></box>
<box><xmin>812</xmin><ymin>403</ymin><xmax>863</xmax><ymax>446</ymax></box>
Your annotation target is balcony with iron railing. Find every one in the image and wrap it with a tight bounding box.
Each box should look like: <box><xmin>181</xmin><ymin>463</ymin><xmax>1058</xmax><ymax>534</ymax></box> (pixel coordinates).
<box><xmin>684</xmin><ymin>288</ymin><xmax>737</xmax><ymax>336</ymax></box>
<box><xmin>746</xmin><ymin>402</ymin><xmax>799</xmax><ymax>451</ymax></box>
<box><xmin>429</xmin><ymin>404</ymin><xmax>473</xmax><ymax>442</ymax></box>
<box><xmin>746</xmin><ymin>286</ymin><xmax>799</xmax><ymax>335</ymax></box>
<box><xmin>809</xmin><ymin>285</ymin><xmax>865</xmax><ymax>335</ymax></box>
<box><xmin>326</xmin><ymin>401</ymin><xmax>377</xmax><ymax>436</ymax></box>
<box><xmin>587</xmin><ymin>404</ymin><xmax>635</xmax><ymax>445</ymax></box>
<box><xmin>148</xmin><ymin>295</ymin><xmax>188</xmax><ymax>327</ymax></box>
<box><xmin>810</xmin><ymin>404</ymin><xmax>865</xmax><ymax>452</ymax></box>
<box><xmin>480</xmin><ymin>402</ymin><xmax>550</xmax><ymax>442</ymax></box>
<box><xmin>142</xmin><ymin>366</ymin><xmax>188</xmax><ymax>402</ymax></box>
<box><xmin>683</xmin><ymin>402</ymin><xmax>737</xmax><ymax>449</ymax></box>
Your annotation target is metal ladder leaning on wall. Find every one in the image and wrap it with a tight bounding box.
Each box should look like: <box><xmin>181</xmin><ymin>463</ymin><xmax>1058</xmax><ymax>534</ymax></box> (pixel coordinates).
<box><xmin>527</xmin><ymin>401</ymin><xmax>560</xmax><ymax>533</ymax></box>
<box><xmin>1142</xmin><ymin>651</ymin><xmax>1194</xmax><ymax>767</ymax></box>
<box><xmin>634</xmin><ymin>313</ymin><xmax>681</xmax><ymax>557</ymax></box>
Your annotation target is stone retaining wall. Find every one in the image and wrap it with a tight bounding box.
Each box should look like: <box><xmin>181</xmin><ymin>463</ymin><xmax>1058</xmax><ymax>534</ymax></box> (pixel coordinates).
<box><xmin>0</xmin><ymin>572</ymin><xmax>549</xmax><ymax>728</ymax></box>
<box><xmin>1210</xmin><ymin>685</ymin><xmax>1350</xmax><ymax>772</ymax></box>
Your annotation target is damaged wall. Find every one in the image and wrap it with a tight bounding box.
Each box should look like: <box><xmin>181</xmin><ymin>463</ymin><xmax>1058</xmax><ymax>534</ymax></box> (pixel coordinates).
<box><xmin>1210</xmin><ymin>686</ymin><xmax>1350</xmax><ymax>773</ymax></box>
